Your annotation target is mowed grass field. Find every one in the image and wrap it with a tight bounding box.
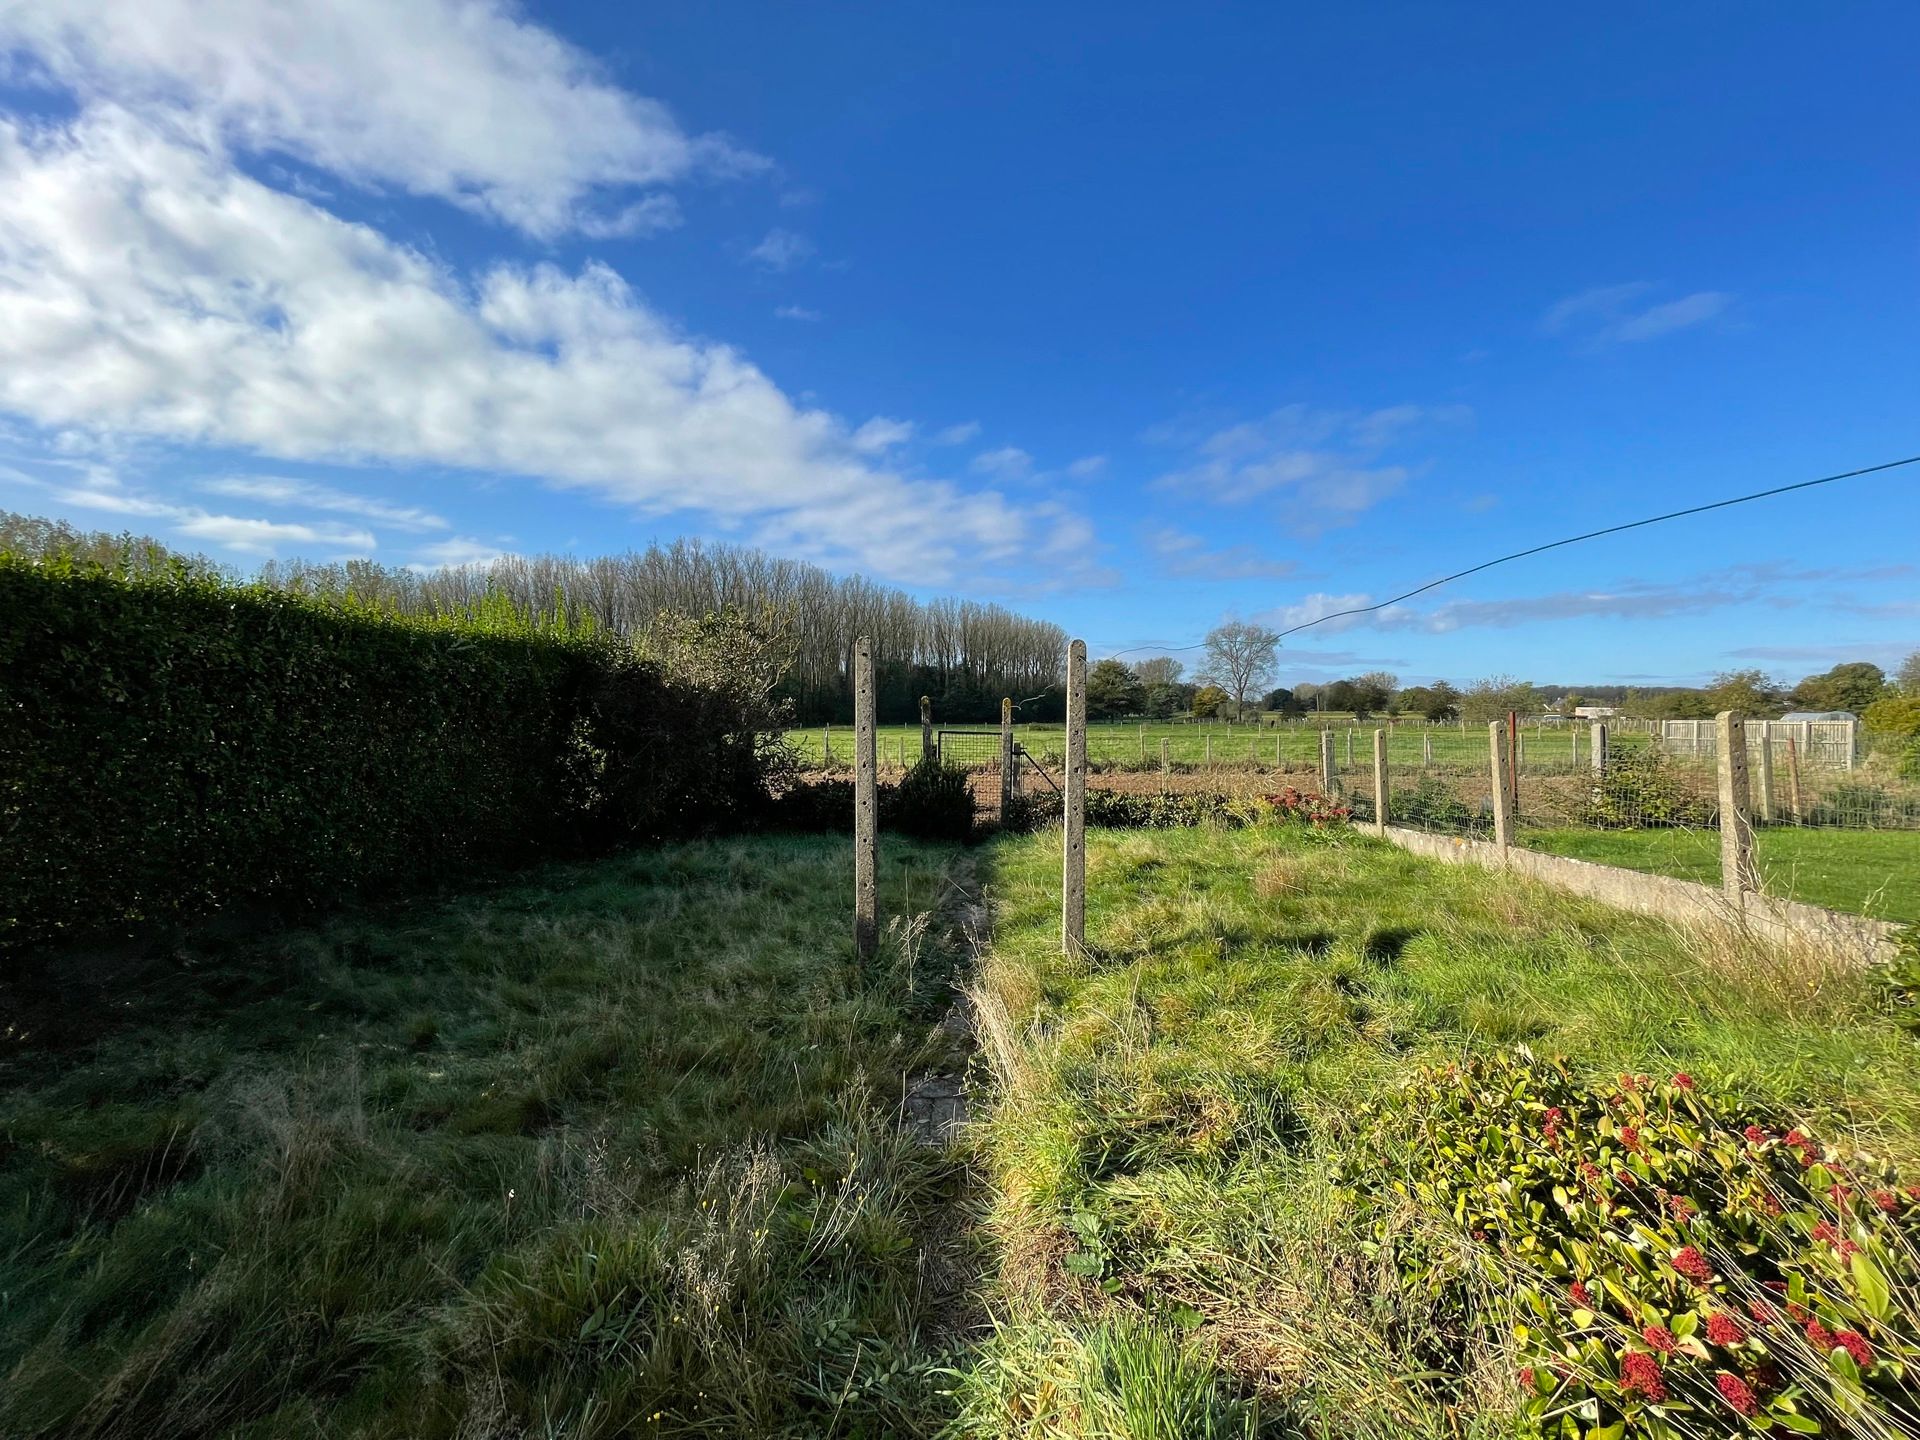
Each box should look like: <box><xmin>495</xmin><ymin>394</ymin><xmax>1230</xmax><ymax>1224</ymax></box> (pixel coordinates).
<box><xmin>1521</xmin><ymin>824</ymin><xmax>1920</xmax><ymax>923</ymax></box>
<box><xmin>0</xmin><ymin>836</ymin><xmax>975</xmax><ymax>1439</ymax></box>
<box><xmin>789</xmin><ymin>719</ymin><xmax>1655</xmax><ymax>771</ymax></box>
<box><xmin>959</xmin><ymin>823</ymin><xmax>1920</xmax><ymax>1438</ymax></box>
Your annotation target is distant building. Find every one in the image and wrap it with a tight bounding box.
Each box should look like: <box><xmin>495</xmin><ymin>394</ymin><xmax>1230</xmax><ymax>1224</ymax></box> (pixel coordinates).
<box><xmin>1573</xmin><ymin>705</ymin><xmax>1617</xmax><ymax>719</ymax></box>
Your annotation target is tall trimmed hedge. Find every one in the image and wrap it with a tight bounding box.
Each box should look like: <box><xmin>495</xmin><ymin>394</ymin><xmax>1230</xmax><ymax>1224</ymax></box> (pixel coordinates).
<box><xmin>2</xmin><ymin>558</ymin><xmax>769</xmax><ymax>953</ymax></box>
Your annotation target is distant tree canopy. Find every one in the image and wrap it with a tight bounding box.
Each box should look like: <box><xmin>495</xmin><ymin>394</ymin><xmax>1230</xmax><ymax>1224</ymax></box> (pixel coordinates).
<box><xmin>1261</xmin><ymin>686</ymin><xmax>1301</xmax><ymax>715</ymax></box>
<box><xmin>1393</xmin><ymin>681</ymin><xmax>1460</xmax><ymax>721</ymax></box>
<box><xmin>1195</xmin><ymin>622</ymin><xmax>1280</xmax><ymax>707</ymax></box>
<box><xmin>0</xmin><ymin>510</ymin><xmax>1068</xmax><ymax>727</ymax></box>
<box><xmin>1191</xmin><ymin>685</ymin><xmax>1230</xmax><ymax>719</ymax></box>
<box><xmin>1899</xmin><ymin>651</ymin><xmax>1920</xmax><ymax>697</ymax></box>
<box><xmin>1131</xmin><ymin>656</ymin><xmax>1184</xmax><ymax>688</ymax></box>
<box><xmin>1143</xmin><ymin>681</ymin><xmax>1193</xmax><ymax>719</ymax></box>
<box><xmin>1460</xmin><ymin>675</ymin><xmax>1545</xmax><ymax>724</ymax></box>
<box><xmin>1790</xmin><ymin>661</ymin><xmax>1889</xmax><ymax>714</ymax></box>
<box><xmin>1085</xmin><ymin>658</ymin><xmax>1146</xmax><ymax>719</ymax></box>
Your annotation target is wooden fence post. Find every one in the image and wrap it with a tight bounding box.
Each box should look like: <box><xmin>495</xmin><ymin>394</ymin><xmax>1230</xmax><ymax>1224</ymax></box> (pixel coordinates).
<box><xmin>1570</xmin><ymin>727</ymin><xmax>1579</xmax><ymax>767</ymax></box>
<box><xmin>1755</xmin><ymin>723</ymin><xmax>1776</xmax><ymax>825</ymax></box>
<box><xmin>1063</xmin><ymin>640</ymin><xmax>1087</xmax><ymax>956</ymax></box>
<box><xmin>853</xmin><ymin>638</ymin><xmax>877</xmax><ymax>961</ymax></box>
<box><xmin>1139</xmin><ymin>724</ymin><xmax>1147</xmax><ymax>762</ymax></box>
<box><xmin>1205</xmin><ymin>733</ymin><xmax>1213</xmax><ymax>768</ymax></box>
<box><xmin>1345</xmin><ymin>730</ymin><xmax>1355</xmax><ymax>767</ymax></box>
<box><xmin>1716</xmin><ymin>711</ymin><xmax>1758</xmax><ymax>905</ymax></box>
<box><xmin>999</xmin><ymin>697</ymin><xmax>1016</xmax><ymax>818</ymax></box>
<box><xmin>1488</xmin><ymin>720</ymin><xmax>1513</xmax><ymax>852</ymax></box>
<box><xmin>1423</xmin><ymin>732</ymin><xmax>1433</xmax><ymax>768</ymax></box>
<box><xmin>1319</xmin><ymin>730</ymin><xmax>1336</xmax><ymax>795</ymax></box>
<box><xmin>1786</xmin><ymin>737</ymin><xmax>1804</xmax><ymax>825</ymax></box>
<box><xmin>1160</xmin><ymin>736</ymin><xmax>1169</xmax><ymax>776</ymax></box>
<box><xmin>1372</xmin><ymin>729</ymin><xmax>1388</xmax><ymax>836</ymax></box>
<box><xmin>919</xmin><ymin>695</ymin><xmax>934</xmax><ymax>761</ymax></box>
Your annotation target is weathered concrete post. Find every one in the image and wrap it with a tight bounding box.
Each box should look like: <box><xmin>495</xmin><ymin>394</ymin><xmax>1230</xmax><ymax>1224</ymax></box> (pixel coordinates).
<box><xmin>1063</xmin><ymin>640</ymin><xmax>1087</xmax><ymax>956</ymax></box>
<box><xmin>853</xmin><ymin>638</ymin><xmax>878</xmax><ymax>961</ymax></box>
<box><xmin>1274</xmin><ymin>733</ymin><xmax>1282</xmax><ymax>768</ymax></box>
<box><xmin>919</xmin><ymin>695</ymin><xmax>934</xmax><ymax>762</ymax></box>
<box><xmin>1319</xmin><ymin>729</ymin><xmax>1336</xmax><ymax>795</ymax></box>
<box><xmin>1716</xmin><ymin>711</ymin><xmax>1758</xmax><ymax>905</ymax></box>
<box><xmin>1570</xmin><ymin>726</ymin><xmax>1579</xmax><ymax>767</ymax></box>
<box><xmin>1139</xmin><ymin>724</ymin><xmax>1147</xmax><ymax>762</ymax></box>
<box><xmin>1755</xmin><ymin>723</ymin><xmax>1776</xmax><ymax>825</ymax></box>
<box><xmin>1371</xmin><ymin>729</ymin><xmax>1388</xmax><ymax>836</ymax></box>
<box><xmin>823</xmin><ymin>724</ymin><xmax>832</xmax><ymax>767</ymax></box>
<box><xmin>1160</xmin><ymin>736</ymin><xmax>1170</xmax><ymax>776</ymax></box>
<box><xmin>1488</xmin><ymin>720</ymin><xmax>1513</xmax><ymax>852</ymax></box>
<box><xmin>1345</xmin><ymin>730</ymin><xmax>1355</xmax><ymax>767</ymax></box>
<box><xmin>1423</xmin><ymin>732</ymin><xmax>1433</xmax><ymax>769</ymax></box>
<box><xmin>1205</xmin><ymin>733</ymin><xmax>1213</xmax><ymax>768</ymax></box>
<box><xmin>1787</xmin><ymin>737</ymin><xmax>1805</xmax><ymax>825</ymax></box>
<box><xmin>1590</xmin><ymin>721</ymin><xmax>1609</xmax><ymax>775</ymax></box>
<box><xmin>999</xmin><ymin>696</ymin><xmax>1016</xmax><ymax>818</ymax></box>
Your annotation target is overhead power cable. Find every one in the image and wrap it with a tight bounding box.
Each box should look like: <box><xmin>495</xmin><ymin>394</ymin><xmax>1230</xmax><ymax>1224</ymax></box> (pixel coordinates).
<box><xmin>1096</xmin><ymin>451</ymin><xmax>1919</xmax><ymax>660</ymax></box>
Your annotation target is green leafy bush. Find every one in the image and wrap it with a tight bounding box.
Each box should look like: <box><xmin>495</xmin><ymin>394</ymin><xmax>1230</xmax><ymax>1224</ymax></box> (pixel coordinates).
<box><xmin>885</xmin><ymin>756</ymin><xmax>975</xmax><ymax>841</ymax></box>
<box><xmin>1</xmin><ymin>557</ymin><xmax>782</xmax><ymax>952</ymax></box>
<box><xmin>1391</xmin><ymin>774</ymin><xmax>1477</xmax><ymax>832</ymax></box>
<box><xmin>1579</xmin><ymin>751</ymin><xmax>1716</xmax><ymax>830</ymax></box>
<box><xmin>1863</xmin><ymin>697</ymin><xmax>1920</xmax><ymax>740</ymax></box>
<box><xmin>1340</xmin><ymin>1054</ymin><xmax>1920</xmax><ymax>1438</ymax></box>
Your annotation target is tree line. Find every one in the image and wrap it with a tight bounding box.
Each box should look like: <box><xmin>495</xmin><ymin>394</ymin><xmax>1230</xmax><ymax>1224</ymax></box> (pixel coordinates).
<box><xmin>0</xmin><ymin>511</ymin><xmax>1068</xmax><ymax>724</ymax></box>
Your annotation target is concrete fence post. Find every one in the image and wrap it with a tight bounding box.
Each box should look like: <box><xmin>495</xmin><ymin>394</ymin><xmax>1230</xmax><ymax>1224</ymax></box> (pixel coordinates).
<box><xmin>1590</xmin><ymin>721</ymin><xmax>1609</xmax><ymax>775</ymax></box>
<box><xmin>999</xmin><ymin>697</ymin><xmax>1016</xmax><ymax>818</ymax></box>
<box><xmin>1488</xmin><ymin>720</ymin><xmax>1513</xmax><ymax>852</ymax></box>
<box><xmin>823</xmin><ymin>724</ymin><xmax>832</xmax><ymax>767</ymax></box>
<box><xmin>1786</xmin><ymin>737</ymin><xmax>1804</xmax><ymax>824</ymax></box>
<box><xmin>1063</xmin><ymin>640</ymin><xmax>1087</xmax><ymax>956</ymax></box>
<box><xmin>1372</xmin><ymin>729</ymin><xmax>1388</xmax><ymax>836</ymax></box>
<box><xmin>1755</xmin><ymin>722</ymin><xmax>1776</xmax><ymax>825</ymax></box>
<box><xmin>1570</xmin><ymin>726</ymin><xmax>1579</xmax><ymax>767</ymax></box>
<box><xmin>1139</xmin><ymin>724</ymin><xmax>1147</xmax><ymax>762</ymax></box>
<box><xmin>1345</xmin><ymin>730</ymin><xmax>1355</xmax><ymax>767</ymax></box>
<box><xmin>1160</xmin><ymin>736</ymin><xmax>1170</xmax><ymax>776</ymax></box>
<box><xmin>1715</xmin><ymin>711</ymin><xmax>1758</xmax><ymax>905</ymax></box>
<box><xmin>853</xmin><ymin>639</ymin><xmax>878</xmax><ymax>962</ymax></box>
<box><xmin>1319</xmin><ymin>730</ymin><xmax>1336</xmax><ymax>795</ymax></box>
<box><xmin>919</xmin><ymin>695</ymin><xmax>934</xmax><ymax>761</ymax></box>
<box><xmin>1205</xmin><ymin>733</ymin><xmax>1213</xmax><ymax>768</ymax></box>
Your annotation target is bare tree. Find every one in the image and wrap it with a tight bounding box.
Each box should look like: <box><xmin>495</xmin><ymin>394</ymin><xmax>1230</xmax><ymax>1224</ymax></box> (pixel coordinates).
<box><xmin>1197</xmin><ymin>621</ymin><xmax>1281</xmax><ymax>710</ymax></box>
<box><xmin>1131</xmin><ymin>655</ymin><xmax>1183</xmax><ymax>687</ymax></box>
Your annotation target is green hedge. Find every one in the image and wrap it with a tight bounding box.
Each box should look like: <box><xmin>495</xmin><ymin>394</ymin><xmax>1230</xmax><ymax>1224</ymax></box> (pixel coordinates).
<box><xmin>1</xmin><ymin>558</ymin><xmax>767</xmax><ymax>952</ymax></box>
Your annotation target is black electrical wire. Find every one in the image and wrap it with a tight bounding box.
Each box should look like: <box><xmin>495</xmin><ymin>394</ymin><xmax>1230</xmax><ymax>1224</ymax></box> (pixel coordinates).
<box><xmin>1096</xmin><ymin>452</ymin><xmax>1919</xmax><ymax>659</ymax></box>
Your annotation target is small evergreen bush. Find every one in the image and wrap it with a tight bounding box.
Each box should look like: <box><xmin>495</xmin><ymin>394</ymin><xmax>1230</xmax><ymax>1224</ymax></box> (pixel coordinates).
<box><xmin>1579</xmin><ymin>751</ymin><xmax>1716</xmax><ymax>830</ymax></box>
<box><xmin>884</xmin><ymin>757</ymin><xmax>975</xmax><ymax>842</ymax></box>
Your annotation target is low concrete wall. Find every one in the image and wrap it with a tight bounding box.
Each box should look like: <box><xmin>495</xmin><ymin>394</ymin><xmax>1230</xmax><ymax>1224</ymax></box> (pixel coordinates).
<box><xmin>1377</xmin><ymin>826</ymin><xmax>1900</xmax><ymax>964</ymax></box>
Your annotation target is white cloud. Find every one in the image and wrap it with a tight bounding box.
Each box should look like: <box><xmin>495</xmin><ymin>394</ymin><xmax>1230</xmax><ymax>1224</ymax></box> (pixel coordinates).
<box><xmin>1143</xmin><ymin>526</ymin><xmax>1296</xmax><ymax>581</ymax></box>
<box><xmin>970</xmin><ymin>446</ymin><xmax>1033</xmax><ymax>480</ymax></box>
<box><xmin>746</xmin><ymin>227</ymin><xmax>813</xmax><ymax>272</ymax></box>
<box><xmin>0</xmin><ymin>0</ymin><xmax>762</xmax><ymax>237</ymax></box>
<box><xmin>408</xmin><ymin>535</ymin><xmax>512</xmax><ymax>570</ymax></box>
<box><xmin>934</xmin><ymin>421</ymin><xmax>982</xmax><ymax>446</ymax></box>
<box><xmin>1263</xmin><ymin>591</ymin><xmax>1375</xmax><ymax>633</ymax></box>
<box><xmin>43</xmin><ymin>479</ymin><xmax>374</xmax><ymax>554</ymax></box>
<box><xmin>774</xmin><ymin>304</ymin><xmax>822</xmax><ymax>322</ymax></box>
<box><xmin>1065</xmin><ymin>454</ymin><xmax>1107</xmax><ymax>479</ymax></box>
<box><xmin>200</xmin><ymin>475</ymin><xmax>448</xmax><ymax>530</ymax></box>
<box><xmin>1542</xmin><ymin>283</ymin><xmax>1733</xmax><ymax>346</ymax></box>
<box><xmin>1152</xmin><ymin>403</ymin><xmax>1468</xmax><ymax>529</ymax></box>
<box><xmin>0</xmin><ymin>107</ymin><xmax>1076</xmax><ymax>583</ymax></box>
<box><xmin>850</xmin><ymin>417</ymin><xmax>914</xmax><ymax>454</ymax></box>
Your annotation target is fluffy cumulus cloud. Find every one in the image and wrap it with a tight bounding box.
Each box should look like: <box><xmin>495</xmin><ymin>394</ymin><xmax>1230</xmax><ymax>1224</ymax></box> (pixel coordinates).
<box><xmin>1153</xmin><ymin>402</ymin><xmax>1470</xmax><ymax>530</ymax></box>
<box><xmin>0</xmin><ymin>95</ymin><xmax>1083</xmax><ymax>582</ymax></box>
<box><xmin>0</xmin><ymin>0</ymin><xmax>762</xmax><ymax>237</ymax></box>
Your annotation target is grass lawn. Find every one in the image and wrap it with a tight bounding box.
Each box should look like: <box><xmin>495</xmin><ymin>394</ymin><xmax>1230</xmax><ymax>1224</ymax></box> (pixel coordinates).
<box><xmin>0</xmin><ymin>835</ymin><xmax>974</xmax><ymax>1439</ymax></box>
<box><xmin>1520</xmin><ymin>824</ymin><xmax>1920</xmax><ymax>923</ymax></box>
<box><xmin>958</xmin><ymin>822</ymin><xmax>1920</xmax><ymax>1438</ymax></box>
<box><xmin>787</xmin><ymin>719</ymin><xmax>1652</xmax><ymax>772</ymax></box>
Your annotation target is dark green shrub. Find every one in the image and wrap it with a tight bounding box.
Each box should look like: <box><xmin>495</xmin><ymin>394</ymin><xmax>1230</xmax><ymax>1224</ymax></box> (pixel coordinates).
<box><xmin>1579</xmin><ymin>751</ymin><xmax>1715</xmax><ymax>830</ymax></box>
<box><xmin>1862</xmin><ymin>696</ymin><xmax>1920</xmax><ymax>740</ymax></box>
<box><xmin>1340</xmin><ymin>1054</ymin><xmax>1920</xmax><ymax>1438</ymax></box>
<box><xmin>1391</xmin><ymin>775</ymin><xmax>1475</xmax><ymax>832</ymax></box>
<box><xmin>1</xmin><ymin>557</ymin><xmax>782</xmax><ymax>952</ymax></box>
<box><xmin>883</xmin><ymin>757</ymin><xmax>975</xmax><ymax>841</ymax></box>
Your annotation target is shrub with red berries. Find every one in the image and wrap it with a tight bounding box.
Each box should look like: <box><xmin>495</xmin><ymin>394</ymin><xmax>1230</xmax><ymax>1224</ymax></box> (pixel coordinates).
<box><xmin>1340</xmin><ymin>1053</ymin><xmax>1920</xmax><ymax>1437</ymax></box>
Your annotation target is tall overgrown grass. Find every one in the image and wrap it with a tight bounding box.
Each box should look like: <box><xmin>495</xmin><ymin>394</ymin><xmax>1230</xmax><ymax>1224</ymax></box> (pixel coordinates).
<box><xmin>958</xmin><ymin>822</ymin><xmax>1920</xmax><ymax>1437</ymax></box>
<box><xmin>0</xmin><ymin>835</ymin><xmax>974</xmax><ymax>1438</ymax></box>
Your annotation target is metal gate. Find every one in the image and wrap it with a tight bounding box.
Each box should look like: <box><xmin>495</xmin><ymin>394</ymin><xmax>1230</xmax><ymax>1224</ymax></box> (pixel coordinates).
<box><xmin>937</xmin><ymin>729</ymin><xmax>1009</xmax><ymax>821</ymax></box>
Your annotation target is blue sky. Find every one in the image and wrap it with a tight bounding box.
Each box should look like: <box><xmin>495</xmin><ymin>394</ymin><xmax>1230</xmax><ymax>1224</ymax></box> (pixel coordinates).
<box><xmin>0</xmin><ymin>2</ymin><xmax>1914</xmax><ymax>687</ymax></box>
